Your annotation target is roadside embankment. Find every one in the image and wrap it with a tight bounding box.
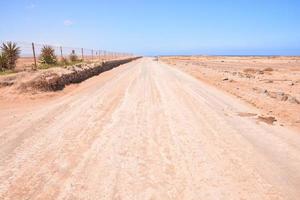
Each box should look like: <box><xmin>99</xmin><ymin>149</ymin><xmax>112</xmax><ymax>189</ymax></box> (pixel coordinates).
<box><xmin>0</xmin><ymin>57</ymin><xmax>141</xmax><ymax>92</ymax></box>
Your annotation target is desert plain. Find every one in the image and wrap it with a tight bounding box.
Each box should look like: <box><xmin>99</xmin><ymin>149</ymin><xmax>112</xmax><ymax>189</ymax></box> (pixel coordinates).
<box><xmin>161</xmin><ymin>56</ymin><xmax>300</xmax><ymax>131</ymax></box>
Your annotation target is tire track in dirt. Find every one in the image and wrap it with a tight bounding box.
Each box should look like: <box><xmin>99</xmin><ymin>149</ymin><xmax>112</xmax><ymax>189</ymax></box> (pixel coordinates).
<box><xmin>1</xmin><ymin>58</ymin><xmax>300</xmax><ymax>199</ymax></box>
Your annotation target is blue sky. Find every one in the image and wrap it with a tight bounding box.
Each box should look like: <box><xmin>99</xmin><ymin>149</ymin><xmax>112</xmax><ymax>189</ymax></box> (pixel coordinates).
<box><xmin>1</xmin><ymin>0</ymin><xmax>300</xmax><ymax>55</ymax></box>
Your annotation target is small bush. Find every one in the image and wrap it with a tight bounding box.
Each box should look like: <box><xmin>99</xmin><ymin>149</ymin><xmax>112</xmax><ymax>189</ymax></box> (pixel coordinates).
<box><xmin>39</xmin><ymin>45</ymin><xmax>57</xmax><ymax>65</ymax></box>
<box><xmin>69</xmin><ymin>50</ymin><xmax>78</xmax><ymax>62</ymax></box>
<box><xmin>1</xmin><ymin>42</ymin><xmax>20</xmax><ymax>69</ymax></box>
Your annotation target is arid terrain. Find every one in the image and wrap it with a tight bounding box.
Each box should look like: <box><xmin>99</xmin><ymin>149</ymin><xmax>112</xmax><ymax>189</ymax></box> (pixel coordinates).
<box><xmin>161</xmin><ymin>56</ymin><xmax>300</xmax><ymax>131</ymax></box>
<box><xmin>0</xmin><ymin>57</ymin><xmax>300</xmax><ymax>199</ymax></box>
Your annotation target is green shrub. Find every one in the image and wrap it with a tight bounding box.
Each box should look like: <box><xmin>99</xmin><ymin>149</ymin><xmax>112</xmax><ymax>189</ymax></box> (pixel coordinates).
<box><xmin>39</xmin><ymin>45</ymin><xmax>57</xmax><ymax>65</ymax></box>
<box><xmin>0</xmin><ymin>53</ymin><xmax>8</xmax><ymax>71</ymax></box>
<box><xmin>0</xmin><ymin>69</ymin><xmax>14</xmax><ymax>75</ymax></box>
<box><xmin>69</xmin><ymin>50</ymin><xmax>78</xmax><ymax>62</ymax></box>
<box><xmin>1</xmin><ymin>42</ymin><xmax>20</xmax><ymax>69</ymax></box>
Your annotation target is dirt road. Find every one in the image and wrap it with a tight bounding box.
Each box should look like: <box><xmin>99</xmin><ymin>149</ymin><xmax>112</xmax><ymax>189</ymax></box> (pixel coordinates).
<box><xmin>0</xmin><ymin>58</ymin><xmax>300</xmax><ymax>200</ymax></box>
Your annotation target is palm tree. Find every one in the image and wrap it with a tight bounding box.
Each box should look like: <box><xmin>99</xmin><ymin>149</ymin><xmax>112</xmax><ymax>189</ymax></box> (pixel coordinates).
<box><xmin>1</xmin><ymin>42</ymin><xmax>21</xmax><ymax>69</ymax></box>
<box><xmin>39</xmin><ymin>45</ymin><xmax>57</xmax><ymax>64</ymax></box>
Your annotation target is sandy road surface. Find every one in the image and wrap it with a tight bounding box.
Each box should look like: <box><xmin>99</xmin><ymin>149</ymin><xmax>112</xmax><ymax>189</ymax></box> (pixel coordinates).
<box><xmin>0</xmin><ymin>58</ymin><xmax>300</xmax><ymax>200</ymax></box>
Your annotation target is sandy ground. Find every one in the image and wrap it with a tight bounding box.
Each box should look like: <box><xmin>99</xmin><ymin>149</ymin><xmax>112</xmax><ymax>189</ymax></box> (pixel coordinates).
<box><xmin>161</xmin><ymin>56</ymin><xmax>300</xmax><ymax>132</ymax></box>
<box><xmin>0</xmin><ymin>58</ymin><xmax>300</xmax><ymax>199</ymax></box>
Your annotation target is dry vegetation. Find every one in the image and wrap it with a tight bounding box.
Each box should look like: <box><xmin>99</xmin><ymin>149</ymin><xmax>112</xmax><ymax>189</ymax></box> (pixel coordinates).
<box><xmin>161</xmin><ymin>56</ymin><xmax>300</xmax><ymax>131</ymax></box>
<box><xmin>0</xmin><ymin>57</ymin><xmax>139</xmax><ymax>94</ymax></box>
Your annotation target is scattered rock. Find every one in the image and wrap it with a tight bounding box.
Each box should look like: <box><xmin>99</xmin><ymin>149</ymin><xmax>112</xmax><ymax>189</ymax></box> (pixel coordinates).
<box><xmin>251</xmin><ymin>87</ymin><xmax>300</xmax><ymax>104</ymax></box>
<box><xmin>267</xmin><ymin>91</ymin><xmax>286</xmax><ymax>101</ymax></box>
<box><xmin>0</xmin><ymin>80</ymin><xmax>14</xmax><ymax>87</ymax></box>
<box><xmin>245</xmin><ymin>74</ymin><xmax>254</xmax><ymax>78</ymax></box>
<box><xmin>288</xmin><ymin>97</ymin><xmax>300</xmax><ymax>104</ymax></box>
<box><xmin>222</xmin><ymin>78</ymin><xmax>229</xmax><ymax>81</ymax></box>
<box><xmin>257</xmin><ymin>116</ymin><xmax>277</xmax><ymax>125</ymax></box>
<box><xmin>253</xmin><ymin>87</ymin><xmax>268</xmax><ymax>94</ymax></box>
<box><xmin>257</xmin><ymin>70</ymin><xmax>264</xmax><ymax>74</ymax></box>
<box><xmin>289</xmin><ymin>82</ymin><xmax>295</xmax><ymax>86</ymax></box>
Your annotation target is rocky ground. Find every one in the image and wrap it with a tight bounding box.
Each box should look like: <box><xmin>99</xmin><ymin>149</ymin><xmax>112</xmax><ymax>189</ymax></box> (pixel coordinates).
<box><xmin>161</xmin><ymin>56</ymin><xmax>300</xmax><ymax>131</ymax></box>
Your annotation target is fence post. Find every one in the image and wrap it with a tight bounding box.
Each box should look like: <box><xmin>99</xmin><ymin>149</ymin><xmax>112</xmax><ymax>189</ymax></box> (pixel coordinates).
<box><xmin>32</xmin><ymin>42</ymin><xmax>37</xmax><ymax>70</ymax></box>
<box><xmin>60</xmin><ymin>46</ymin><xmax>63</xmax><ymax>60</ymax></box>
<box><xmin>81</xmin><ymin>48</ymin><xmax>84</xmax><ymax>61</ymax></box>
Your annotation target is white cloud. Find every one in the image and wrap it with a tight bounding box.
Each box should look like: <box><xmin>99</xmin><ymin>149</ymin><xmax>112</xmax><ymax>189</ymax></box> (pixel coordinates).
<box><xmin>63</xmin><ymin>20</ymin><xmax>74</xmax><ymax>26</ymax></box>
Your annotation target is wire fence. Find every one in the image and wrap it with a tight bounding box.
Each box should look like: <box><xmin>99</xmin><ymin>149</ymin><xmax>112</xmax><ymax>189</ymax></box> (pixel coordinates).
<box><xmin>0</xmin><ymin>41</ymin><xmax>134</xmax><ymax>71</ymax></box>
